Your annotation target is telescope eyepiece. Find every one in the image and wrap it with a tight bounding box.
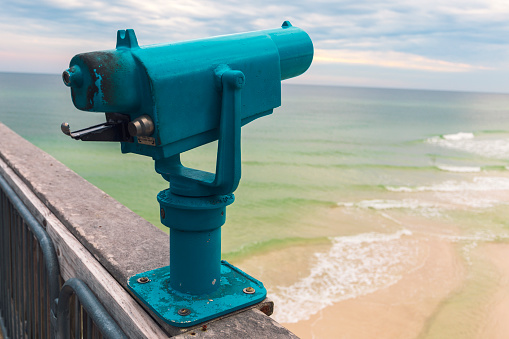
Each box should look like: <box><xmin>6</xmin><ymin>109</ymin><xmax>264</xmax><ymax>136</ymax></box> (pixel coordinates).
<box><xmin>62</xmin><ymin>71</ymin><xmax>70</xmax><ymax>85</ymax></box>
<box><xmin>62</xmin><ymin>66</ymin><xmax>83</xmax><ymax>88</ymax></box>
<box><xmin>128</xmin><ymin>115</ymin><xmax>154</xmax><ymax>137</ymax></box>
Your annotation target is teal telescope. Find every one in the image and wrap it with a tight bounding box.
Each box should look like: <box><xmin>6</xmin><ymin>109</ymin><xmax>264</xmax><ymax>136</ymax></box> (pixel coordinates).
<box><xmin>62</xmin><ymin>21</ymin><xmax>313</xmax><ymax>327</ymax></box>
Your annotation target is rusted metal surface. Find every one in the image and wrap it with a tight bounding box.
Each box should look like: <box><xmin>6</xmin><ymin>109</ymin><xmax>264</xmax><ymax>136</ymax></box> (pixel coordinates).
<box><xmin>78</xmin><ymin>52</ymin><xmax>115</xmax><ymax>110</ymax></box>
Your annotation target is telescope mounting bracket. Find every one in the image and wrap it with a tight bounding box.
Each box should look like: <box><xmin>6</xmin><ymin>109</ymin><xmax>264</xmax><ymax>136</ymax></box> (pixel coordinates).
<box><xmin>127</xmin><ymin>69</ymin><xmax>267</xmax><ymax>328</ymax></box>
<box><xmin>154</xmin><ymin>68</ymin><xmax>244</xmax><ymax>197</ymax></box>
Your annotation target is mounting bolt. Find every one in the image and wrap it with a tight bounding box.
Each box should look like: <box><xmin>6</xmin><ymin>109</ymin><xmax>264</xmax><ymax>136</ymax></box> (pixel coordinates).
<box><xmin>137</xmin><ymin>277</ymin><xmax>150</xmax><ymax>284</ymax></box>
<box><xmin>243</xmin><ymin>287</ymin><xmax>255</xmax><ymax>294</ymax></box>
<box><xmin>178</xmin><ymin>308</ymin><xmax>191</xmax><ymax>316</ymax></box>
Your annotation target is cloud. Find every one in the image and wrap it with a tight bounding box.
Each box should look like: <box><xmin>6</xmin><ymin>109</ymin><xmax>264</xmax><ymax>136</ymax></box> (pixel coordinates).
<box><xmin>314</xmin><ymin>49</ymin><xmax>492</xmax><ymax>72</ymax></box>
<box><xmin>1</xmin><ymin>0</ymin><xmax>508</xmax><ymax>92</ymax></box>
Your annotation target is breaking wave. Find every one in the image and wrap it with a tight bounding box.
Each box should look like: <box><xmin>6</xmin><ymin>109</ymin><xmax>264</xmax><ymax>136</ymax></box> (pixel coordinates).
<box><xmin>436</xmin><ymin>165</ymin><xmax>481</xmax><ymax>173</ymax></box>
<box><xmin>270</xmin><ymin>229</ymin><xmax>418</xmax><ymax>323</ymax></box>
<box><xmin>427</xmin><ymin>132</ymin><xmax>509</xmax><ymax>159</ymax></box>
<box><xmin>386</xmin><ymin>176</ymin><xmax>509</xmax><ymax>193</ymax></box>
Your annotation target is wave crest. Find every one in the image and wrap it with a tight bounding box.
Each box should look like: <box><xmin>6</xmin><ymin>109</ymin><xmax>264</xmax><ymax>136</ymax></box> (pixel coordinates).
<box><xmin>427</xmin><ymin>132</ymin><xmax>509</xmax><ymax>159</ymax></box>
<box><xmin>441</xmin><ymin>132</ymin><xmax>475</xmax><ymax>141</ymax></box>
<box><xmin>436</xmin><ymin>165</ymin><xmax>481</xmax><ymax>173</ymax></box>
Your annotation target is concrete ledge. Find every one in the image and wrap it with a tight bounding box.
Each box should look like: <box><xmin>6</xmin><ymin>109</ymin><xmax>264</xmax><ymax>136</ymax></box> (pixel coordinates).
<box><xmin>0</xmin><ymin>123</ymin><xmax>297</xmax><ymax>338</ymax></box>
<box><xmin>172</xmin><ymin>309</ymin><xmax>298</xmax><ymax>338</ymax></box>
<box><xmin>0</xmin><ymin>123</ymin><xmax>169</xmax><ymax>280</ymax></box>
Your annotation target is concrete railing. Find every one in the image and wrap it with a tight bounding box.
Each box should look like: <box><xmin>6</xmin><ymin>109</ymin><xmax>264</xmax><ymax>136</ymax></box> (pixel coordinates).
<box><xmin>0</xmin><ymin>122</ymin><xmax>298</xmax><ymax>338</ymax></box>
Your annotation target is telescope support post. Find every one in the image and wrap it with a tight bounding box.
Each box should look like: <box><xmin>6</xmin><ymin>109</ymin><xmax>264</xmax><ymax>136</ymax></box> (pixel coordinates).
<box><xmin>127</xmin><ymin>70</ymin><xmax>267</xmax><ymax>327</ymax></box>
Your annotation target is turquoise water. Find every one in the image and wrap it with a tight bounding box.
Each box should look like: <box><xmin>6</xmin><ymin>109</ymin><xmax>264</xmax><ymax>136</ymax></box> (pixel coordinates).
<box><xmin>2</xmin><ymin>72</ymin><xmax>509</xmax><ymax>327</ymax></box>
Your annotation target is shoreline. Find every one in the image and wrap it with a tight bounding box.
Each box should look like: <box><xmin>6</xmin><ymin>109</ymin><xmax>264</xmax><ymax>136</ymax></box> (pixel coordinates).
<box><xmin>281</xmin><ymin>235</ymin><xmax>465</xmax><ymax>339</ymax></box>
<box><xmin>278</xmin><ymin>238</ymin><xmax>509</xmax><ymax>339</ymax></box>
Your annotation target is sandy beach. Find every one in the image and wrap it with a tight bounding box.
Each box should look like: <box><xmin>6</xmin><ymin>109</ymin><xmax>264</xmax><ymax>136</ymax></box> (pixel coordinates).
<box><xmin>474</xmin><ymin>244</ymin><xmax>509</xmax><ymax>339</ymax></box>
<box><xmin>281</xmin><ymin>235</ymin><xmax>464</xmax><ymax>339</ymax></box>
<box><xmin>279</xmin><ymin>239</ymin><xmax>509</xmax><ymax>339</ymax></box>
<box><xmin>230</xmin><ymin>196</ymin><xmax>509</xmax><ymax>339</ymax></box>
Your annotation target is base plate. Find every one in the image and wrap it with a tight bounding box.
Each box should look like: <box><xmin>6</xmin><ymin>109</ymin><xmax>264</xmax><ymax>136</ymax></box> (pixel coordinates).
<box><xmin>127</xmin><ymin>261</ymin><xmax>267</xmax><ymax>327</ymax></box>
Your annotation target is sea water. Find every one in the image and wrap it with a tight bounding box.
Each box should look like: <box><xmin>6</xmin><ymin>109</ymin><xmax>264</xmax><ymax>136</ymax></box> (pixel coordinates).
<box><xmin>2</xmin><ymin>72</ymin><xmax>509</xmax><ymax>327</ymax></box>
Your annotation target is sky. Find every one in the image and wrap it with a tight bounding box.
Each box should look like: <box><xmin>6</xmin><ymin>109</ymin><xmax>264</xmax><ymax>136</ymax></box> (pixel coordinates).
<box><xmin>0</xmin><ymin>0</ymin><xmax>508</xmax><ymax>93</ymax></box>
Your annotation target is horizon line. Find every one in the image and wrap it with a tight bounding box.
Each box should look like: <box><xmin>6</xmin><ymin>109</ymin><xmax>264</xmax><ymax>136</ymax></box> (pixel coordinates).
<box><xmin>1</xmin><ymin>70</ymin><xmax>508</xmax><ymax>96</ymax></box>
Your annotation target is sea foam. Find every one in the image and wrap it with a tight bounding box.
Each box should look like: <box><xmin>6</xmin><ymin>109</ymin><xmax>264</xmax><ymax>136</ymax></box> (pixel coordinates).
<box><xmin>338</xmin><ymin>199</ymin><xmax>434</xmax><ymax>210</ymax></box>
<box><xmin>441</xmin><ymin>231</ymin><xmax>509</xmax><ymax>265</ymax></box>
<box><xmin>270</xmin><ymin>229</ymin><xmax>417</xmax><ymax>323</ymax></box>
<box><xmin>337</xmin><ymin>199</ymin><xmax>440</xmax><ymax>217</ymax></box>
<box><xmin>436</xmin><ymin>165</ymin><xmax>481</xmax><ymax>173</ymax></box>
<box><xmin>427</xmin><ymin>132</ymin><xmax>509</xmax><ymax>159</ymax></box>
<box><xmin>386</xmin><ymin>177</ymin><xmax>509</xmax><ymax>208</ymax></box>
<box><xmin>441</xmin><ymin>132</ymin><xmax>475</xmax><ymax>141</ymax></box>
<box><xmin>387</xmin><ymin>176</ymin><xmax>509</xmax><ymax>193</ymax></box>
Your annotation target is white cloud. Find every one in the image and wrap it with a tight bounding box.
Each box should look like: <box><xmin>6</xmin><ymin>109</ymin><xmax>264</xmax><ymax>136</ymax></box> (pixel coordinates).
<box><xmin>314</xmin><ymin>49</ymin><xmax>491</xmax><ymax>72</ymax></box>
<box><xmin>1</xmin><ymin>0</ymin><xmax>509</xmax><ymax>91</ymax></box>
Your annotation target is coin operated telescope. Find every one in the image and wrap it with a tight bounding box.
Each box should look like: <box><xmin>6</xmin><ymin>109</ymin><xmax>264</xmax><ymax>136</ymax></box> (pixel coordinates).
<box><xmin>61</xmin><ymin>21</ymin><xmax>313</xmax><ymax>327</ymax></box>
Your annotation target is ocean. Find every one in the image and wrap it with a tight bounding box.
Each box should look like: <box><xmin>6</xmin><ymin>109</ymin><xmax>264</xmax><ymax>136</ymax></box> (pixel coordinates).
<box><xmin>2</xmin><ymin>72</ymin><xmax>509</xmax><ymax>333</ymax></box>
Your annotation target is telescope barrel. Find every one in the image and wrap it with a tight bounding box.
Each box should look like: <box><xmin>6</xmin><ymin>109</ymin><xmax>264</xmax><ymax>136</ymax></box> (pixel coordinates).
<box><xmin>64</xmin><ymin>22</ymin><xmax>312</xmax><ymax>112</ymax></box>
<box><xmin>63</xmin><ymin>22</ymin><xmax>313</xmax><ymax>159</ymax></box>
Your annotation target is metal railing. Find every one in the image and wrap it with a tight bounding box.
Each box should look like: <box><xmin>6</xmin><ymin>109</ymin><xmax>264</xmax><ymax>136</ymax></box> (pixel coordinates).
<box><xmin>0</xmin><ymin>174</ymin><xmax>126</xmax><ymax>339</ymax></box>
<box><xmin>57</xmin><ymin>278</ymin><xmax>127</xmax><ymax>339</ymax></box>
